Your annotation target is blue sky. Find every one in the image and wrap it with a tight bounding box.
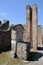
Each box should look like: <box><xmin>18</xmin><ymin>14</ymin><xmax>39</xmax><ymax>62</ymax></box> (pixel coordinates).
<box><xmin>0</xmin><ymin>0</ymin><xmax>43</xmax><ymax>26</ymax></box>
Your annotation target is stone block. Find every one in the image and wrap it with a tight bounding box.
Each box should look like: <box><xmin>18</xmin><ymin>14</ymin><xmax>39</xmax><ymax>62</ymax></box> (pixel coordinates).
<box><xmin>17</xmin><ymin>42</ymin><xmax>30</xmax><ymax>60</ymax></box>
<box><xmin>11</xmin><ymin>40</ymin><xmax>16</xmax><ymax>52</ymax></box>
<box><xmin>11</xmin><ymin>29</ymin><xmax>16</xmax><ymax>40</ymax></box>
<box><xmin>10</xmin><ymin>51</ymin><xmax>15</xmax><ymax>58</ymax></box>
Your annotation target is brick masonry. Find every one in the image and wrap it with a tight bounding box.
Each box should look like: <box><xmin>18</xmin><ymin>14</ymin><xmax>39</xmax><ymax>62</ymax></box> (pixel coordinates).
<box><xmin>26</xmin><ymin>5</ymin><xmax>31</xmax><ymax>43</ymax></box>
<box><xmin>11</xmin><ymin>29</ymin><xmax>17</xmax><ymax>57</ymax></box>
<box><xmin>11</xmin><ymin>24</ymin><xmax>24</xmax><ymax>42</ymax></box>
<box><xmin>0</xmin><ymin>20</ymin><xmax>11</xmax><ymax>50</ymax></box>
<box><xmin>32</xmin><ymin>4</ymin><xmax>38</xmax><ymax>49</ymax></box>
<box><xmin>26</xmin><ymin>4</ymin><xmax>38</xmax><ymax>50</ymax></box>
<box><xmin>11</xmin><ymin>24</ymin><xmax>24</xmax><ymax>58</ymax></box>
<box><xmin>17</xmin><ymin>42</ymin><xmax>30</xmax><ymax>60</ymax></box>
<box><xmin>0</xmin><ymin>4</ymin><xmax>43</xmax><ymax>60</ymax></box>
<box><xmin>38</xmin><ymin>25</ymin><xmax>42</xmax><ymax>46</ymax></box>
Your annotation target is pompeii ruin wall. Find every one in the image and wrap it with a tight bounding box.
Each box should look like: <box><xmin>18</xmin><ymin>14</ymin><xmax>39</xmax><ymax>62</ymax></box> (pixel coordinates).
<box><xmin>0</xmin><ymin>4</ymin><xmax>43</xmax><ymax>59</ymax></box>
<box><xmin>38</xmin><ymin>25</ymin><xmax>42</xmax><ymax>46</ymax></box>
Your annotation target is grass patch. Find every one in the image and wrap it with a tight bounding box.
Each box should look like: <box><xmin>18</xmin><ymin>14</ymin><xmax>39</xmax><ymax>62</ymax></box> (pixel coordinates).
<box><xmin>0</xmin><ymin>51</ymin><xmax>10</xmax><ymax>64</ymax></box>
<box><xmin>7</xmin><ymin>58</ymin><xmax>23</xmax><ymax>65</ymax></box>
<box><xmin>0</xmin><ymin>51</ymin><xmax>23</xmax><ymax>65</ymax></box>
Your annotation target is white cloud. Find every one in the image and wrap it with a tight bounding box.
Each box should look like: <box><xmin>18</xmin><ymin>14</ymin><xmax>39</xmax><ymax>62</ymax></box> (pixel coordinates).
<box><xmin>0</xmin><ymin>12</ymin><xmax>8</xmax><ymax>16</ymax></box>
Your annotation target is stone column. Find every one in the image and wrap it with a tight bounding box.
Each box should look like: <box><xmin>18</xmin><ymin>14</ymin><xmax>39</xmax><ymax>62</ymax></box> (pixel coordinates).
<box><xmin>11</xmin><ymin>29</ymin><xmax>17</xmax><ymax>58</ymax></box>
<box><xmin>32</xmin><ymin>4</ymin><xmax>38</xmax><ymax>50</ymax></box>
<box><xmin>26</xmin><ymin>5</ymin><xmax>31</xmax><ymax>43</ymax></box>
<box><xmin>38</xmin><ymin>25</ymin><xmax>42</xmax><ymax>47</ymax></box>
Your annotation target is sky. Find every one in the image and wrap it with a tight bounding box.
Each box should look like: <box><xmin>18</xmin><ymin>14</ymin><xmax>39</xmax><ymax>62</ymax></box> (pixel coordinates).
<box><xmin>0</xmin><ymin>0</ymin><xmax>43</xmax><ymax>26</ymax></box>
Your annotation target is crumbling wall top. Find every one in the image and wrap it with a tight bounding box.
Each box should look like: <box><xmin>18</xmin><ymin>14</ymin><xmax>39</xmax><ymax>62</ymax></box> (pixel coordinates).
<box><xmin>10</xmin><ymin>24</ymin><xmax>24</xmax><ymax>30</ymax></box>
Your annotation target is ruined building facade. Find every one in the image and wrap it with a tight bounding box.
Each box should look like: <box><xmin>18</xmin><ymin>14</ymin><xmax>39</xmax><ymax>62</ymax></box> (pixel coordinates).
<box><xmin>0</xmin><ymin>20</ymin><xmax>11</xmax><ymax>51</ymax></box>
<box><xmin>26</xmin><ymin>4</ymin><xmax>38</xmax><ymax>49</ymax></box>
<box><xmin>0</xmin><ymin>4</ymin><xmax>43</xmax><ymax>59</ymax></box>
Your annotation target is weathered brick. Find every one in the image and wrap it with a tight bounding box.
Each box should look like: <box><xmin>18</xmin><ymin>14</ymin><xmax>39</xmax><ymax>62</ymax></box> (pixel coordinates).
<box><xmin>38</xmin><ymin>25</ymin><xmax>42</xmax><ymax>46</ymax></box>
<box><xmin>17</xmin><ymin>42</ymin><xmax>30</xmax><ymax>60</ymax></box>
<box><xmin>26</xmin><ymin>5</ymin><xmax>31</xmax><ymax>42</ymax></box>
<box><xmin>11</xmin><ymin>24</ymin><xmax>24</xmax><ymax>42</ymax></box>
<box><xmin>32</xmin><ymin>4</ymin><xmax>38</xmax><ymax>49</ymax></box>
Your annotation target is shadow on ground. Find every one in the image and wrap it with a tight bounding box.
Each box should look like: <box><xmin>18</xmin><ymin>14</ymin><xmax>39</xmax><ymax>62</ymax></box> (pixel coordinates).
<box><xmin>28</xmin><ymin>46</ymin><xmax>43</xmax><ymax>61</ymax></box>
<box><xmin>37</xmin><ymin>47</ymin><xmax>43</xmax><ymax>50</ymax></box>
<box><xmin>28</xmin><ymin>51</ymin><xmax>43</xmax><ymax>61</ymax></box>
<box><xmin>0</xmin><ymin>45</ymin><xmax>11</xmax><ymax>53</ymax></box>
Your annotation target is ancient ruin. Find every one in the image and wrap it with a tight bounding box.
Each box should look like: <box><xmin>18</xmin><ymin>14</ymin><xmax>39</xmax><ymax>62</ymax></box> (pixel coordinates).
<box><xmin>38</xmin><ymin>25</ymin><xmax>42</xmax><ymax>46</ymax></box>
<box><xmin>0</xmin><ymin>20</ymin><xmax>11</xmax><ymax>51</ymax></box>
<box><xmin>0</xmin><ymin>4</ymin><xmax>43</xmax><ymax>60</ymax></box>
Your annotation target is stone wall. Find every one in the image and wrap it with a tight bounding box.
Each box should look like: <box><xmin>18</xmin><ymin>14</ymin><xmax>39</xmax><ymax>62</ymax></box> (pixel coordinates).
<box><xmin>23</xmin><ymin>30</ymin><xmax>26</xmax><ymax>42</ymax></box>
<box><xmin>11</xmin><ymin>29</ymin><xmax>16</xmax><ymax>40</ymax></box>
<box><xmin>1</xmin><ymin>20</ymin><xmax>9</xmax><ymax>30</ymax></box>
<box><xmin>38</xmin><ymin>25</ymin><xmax>42</xmax><ymax>46</ymax></box>
<box><xmin>0</xmin><ymin>20</ymin><xmax>11</xmax><ymax>51</ymax></box>
<box><xmin>11</xmin><ymin>24</ymin><xmax>24</xmax><ymax>42</ymax></box>
<box><xmin>10</xmin><ymin>24</ymin><xmax>24</xmax><ymax>58</ymax></box>
<box><xmin>23</xmin><ymin>25</ymin><xmax>26</xmax><ymax>42</ymax></box>
<box><xmin>1</xmin><ymin>29</ymin><xmax>11</xmax><ymax>49</ymax></box>
<box><xmin>17</xmin><ymin>42</ymin><xmax>30</xmax><ymax>60</ymax></box>
<box><xmin>11</xmin><ymin>29</ymin><xmax>17</xmax><ymax>58</ymax></box>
